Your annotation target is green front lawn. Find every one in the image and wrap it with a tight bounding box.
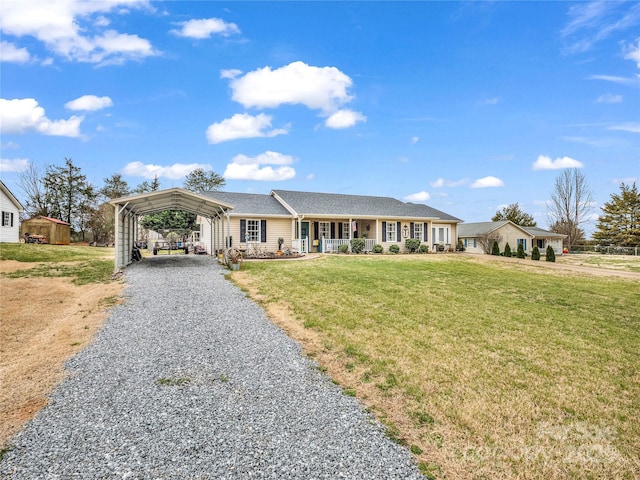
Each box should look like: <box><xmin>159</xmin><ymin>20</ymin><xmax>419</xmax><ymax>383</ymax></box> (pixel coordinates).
<box><xmin>238</xmin><ymin>255</ymin><xmax>640</xmax><ymax>480</ymax></box>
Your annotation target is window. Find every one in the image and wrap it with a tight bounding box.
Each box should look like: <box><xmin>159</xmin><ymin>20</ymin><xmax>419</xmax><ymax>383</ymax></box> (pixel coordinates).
<box><xmin>1</xmin><ymin>211</ymin><xmax>12</xmax><ymax>227</ymax></box>
<box><xmin>385</xmin><ymin>221</ymin><xmax>396</xmax><ymax>242</ymax></box>
<box><xmin>517</xmin><ymin>238</ymin><xmax>527</xmax><ymax>250</ymax></box>
<box><xmin>432</xmin><ymin>226</ymin><xmax>449</xmax><ymax>244</ymax></box>
<box><xmin>246</xmin><ymin>220</ymin><xmax>260</xmax><ymax>242</ymax></box>
<box><xmin>537</xmin><ymin>239</ymin><xmax>545</xmax><ymax>249</ymax></box>
<box><xmin>342</xmin><ymin>222</ymin><xmax>350</xmax><ymax>239</ymax></box>
<box><xmin>319</xmin><ymin>221</ymin><xmax>331</xmax><ymax>239</ymax></box>
<box><xmin>413</xmin><ymin>222</ymin><xmax>422</xmax><ymax>240</ymax></box>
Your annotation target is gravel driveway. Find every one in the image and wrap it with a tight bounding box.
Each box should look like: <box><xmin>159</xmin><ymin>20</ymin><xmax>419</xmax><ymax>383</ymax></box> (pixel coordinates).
<box><xmin>1</xmin><ymin>255</ymin><xmax>423</xmax><ymax>479</ymax></box>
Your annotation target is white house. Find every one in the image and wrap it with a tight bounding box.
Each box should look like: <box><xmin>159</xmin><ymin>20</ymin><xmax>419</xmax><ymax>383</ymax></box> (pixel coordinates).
<box><xmin>0</xmin><ymin>180</ymin><xmax>24</xmax><ymax>243</ymax></box>
<box><xmin>457</xmin><ymin>221</ymin><xmax>566</xmax><ymax>255</ymax></box>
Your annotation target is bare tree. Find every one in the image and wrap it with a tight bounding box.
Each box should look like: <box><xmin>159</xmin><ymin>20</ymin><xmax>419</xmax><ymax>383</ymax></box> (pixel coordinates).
<box><xmin>547</xmin><ymin>168</ymin><xmax>592</xmax><ymax>247</ymax></box>
<box><xmin>477</xmin><ymin>232</ymin><xmax>502</xmax><ymax>254</ymax></box>
<box><xmin>18</xmin><ymin>163</ymin><xmax>48</xmax><ymax>218</ymax></box>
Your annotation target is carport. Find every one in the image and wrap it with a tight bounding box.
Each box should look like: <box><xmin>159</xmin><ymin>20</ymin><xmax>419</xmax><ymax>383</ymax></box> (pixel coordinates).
<box><xmin>110</xmin><ymin>188</ymin><xmax>234</xmax><ymax>271</ymax></box>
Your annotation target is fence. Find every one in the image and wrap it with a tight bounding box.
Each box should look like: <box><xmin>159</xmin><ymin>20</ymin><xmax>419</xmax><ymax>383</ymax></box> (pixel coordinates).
<box><xmin>568</xmin><ymin>245</ymin><xmax>639</xmax><ymax>256</ymax></box>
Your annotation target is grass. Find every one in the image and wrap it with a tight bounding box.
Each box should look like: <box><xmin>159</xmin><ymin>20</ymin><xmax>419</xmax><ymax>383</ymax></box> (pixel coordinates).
<box><xmin>558</xmin><ymin>253</ymin><xmax>640</xmax><ymax>273</ymax></box>
<box><xmin>0</xmin><ymin>244</ymin><xmax>114</xmax><ymax>284</ymax></box>
<box><xmin>236</xmin><ymin>255</ymin><xmax>640</xmax><ymax>480</ymax></box>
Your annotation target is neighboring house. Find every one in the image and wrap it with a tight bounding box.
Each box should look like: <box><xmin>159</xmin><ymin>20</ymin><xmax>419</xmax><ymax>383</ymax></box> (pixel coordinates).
<box><xmin>199</xmin><ymin>189</ymin><xmax>462</xmax><ymax>254</ymax></box>
<box><xmin>457</xmin><ymin>221</ymin><xmax>566</xmax><ymax>255</ymax></box>
<box><xmin>20</xmin><ymin>216</ymin><xmax>71</xmax><ymax>245</ymax></box>
<box><xmin>0</xmin><ymin>180</ymin><xmax>24</xmax><ymax>243</ymax></box>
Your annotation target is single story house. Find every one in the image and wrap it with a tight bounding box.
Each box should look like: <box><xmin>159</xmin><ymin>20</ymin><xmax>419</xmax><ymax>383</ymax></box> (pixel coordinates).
<box><xmin>457</xmin><ymin>221</ymin><xmax>566</xmax><ymax>255</ymax></box>
<box><xmin>198</xmin><ymin>189</ymin><xmax>462</xmax><ymax>254</ymax></box>
<box><xmin>0</xmin><ymin>180</ymin><xmax>24</xmax><ymax>243</ymax></box>
<box><xmin>20</xmin><ymin>216</ymin><xmax>71</xmax><ymax>245</ymax></box>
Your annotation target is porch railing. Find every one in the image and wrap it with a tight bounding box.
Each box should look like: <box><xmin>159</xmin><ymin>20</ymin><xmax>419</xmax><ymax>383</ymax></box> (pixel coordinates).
<box><xmin>323</xmin><ymin>238</ymin><xmax>376</xmax><ymax>253</ymax></box>
<box><xmin>292</xmin><ymin>237</ymin><xmax>309</xmax><ymax>254</ymax></box>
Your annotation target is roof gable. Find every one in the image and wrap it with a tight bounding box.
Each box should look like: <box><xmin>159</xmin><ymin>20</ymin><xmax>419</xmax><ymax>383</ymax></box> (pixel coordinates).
<box><xmin>203</xmin><ymin>191</ymin><xmax>291</xmax><ymax>216</ymax></box>
<box><xmin>0</xmin><ymin>180</ymin><xmax>24</xmax><ymax>212</ymax></box>
<box><xmin>458</xmin><ymin>221</ymin><xmax>530</xmax><ymax>237</ymax></box>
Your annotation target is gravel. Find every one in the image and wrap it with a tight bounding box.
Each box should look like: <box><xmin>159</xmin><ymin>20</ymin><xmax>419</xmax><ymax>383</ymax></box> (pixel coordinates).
<box><xmin>1</xmin><ymin>255</ymin><xmax>423</xmax><ymax>479</ymax></box>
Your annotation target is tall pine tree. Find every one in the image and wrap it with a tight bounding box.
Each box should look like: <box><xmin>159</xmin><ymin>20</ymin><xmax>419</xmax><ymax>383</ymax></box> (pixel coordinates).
<box><xmin>593</xmin><ymin>182</ymin><xmax>640</xmax><ymax>247</ymax></box>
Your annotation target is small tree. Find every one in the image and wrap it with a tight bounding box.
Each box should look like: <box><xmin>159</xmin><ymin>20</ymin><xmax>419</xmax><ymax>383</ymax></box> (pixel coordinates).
<box><xmin>531</xmin><ymin>246</ymin><xmax>540</xmax><ymax>260</ymax></box>
<box><xmin>491</xmin><ymin>240</ymin><xmax>500</xmax><ymax>255</ymax></box>
<box><xmin>516</xmin><ymin>242</ymin><xmax>525</xmax><ymax>259</ymax></box>
<box><xmin>504</xmin><ymin>242</ymin><xmax>512</xmax><ymax>257</ymax></box>
<box><xmin>546</xmin><ymin>245</ymin><xmax>556</xmax><ymax>262</ymax></box>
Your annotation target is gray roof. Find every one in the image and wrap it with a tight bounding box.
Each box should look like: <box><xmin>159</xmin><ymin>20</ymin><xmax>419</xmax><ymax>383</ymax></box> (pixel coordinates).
<box><xmin>458</xmin><ymin>221</ymin><xmax>566</xmax><ymax>238</ymax></box>
<box><xmin>272</xmin><ymin>190</ymin><xmax>462</xmax><ymax>221</ymax></box>
<box><xmin>202</xmin><ymin>191</ymin><xmax>291</xmax><ymax>216</ymax></box>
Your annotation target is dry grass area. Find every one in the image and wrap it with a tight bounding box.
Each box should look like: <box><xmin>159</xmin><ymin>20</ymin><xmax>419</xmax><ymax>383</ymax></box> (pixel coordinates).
<box><xmin>233</xmin><ymin>254</ymin><xmax>640</xmax><ymax>480</ymax></box>
<box><xmin>0</xmin><ymin>249</ymin><xmax>124</xmax><ymax>450</ymax></box>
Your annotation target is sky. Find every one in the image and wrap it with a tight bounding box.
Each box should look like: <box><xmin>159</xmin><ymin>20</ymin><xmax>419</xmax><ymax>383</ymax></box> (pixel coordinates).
<box><xmin>1</xmin><ymin>1</ymin><xmax>639</xmax><ymax>234</ymax></box>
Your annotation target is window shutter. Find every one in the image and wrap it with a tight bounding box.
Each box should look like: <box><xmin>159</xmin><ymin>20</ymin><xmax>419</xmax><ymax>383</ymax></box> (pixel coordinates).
<box><xmin>261</xmin><ymin>220</ymin><xmax>267</xmax><ymax>243</ymax></box>
<box><xmin>10</xmin><ymin>213</ymin><xmax>14</xmax><ymax>227</ymax></box>
<box><xmin>314</xmin><ymin>222</ymin><xmax>319</xmax><ymax>239</ymax></box>
<box><xmin>397</xmin><ymin>221</ymin><xmax>401</xmax><ymax>242</ymax></box>
<box><xmin>1</xmin><ymin>211</ymin><xmax>5</xmax><ymax>227</ymax></box>
<box><xmin>424</xmin><ymin>223</ymin><xmax>428</xmax><ymax>242</ymax></box>
<box><xmin>410</xmin><ymin>222</ymin><xmax>414</xmax><ymax>238</ymax></box>
<box><xmin>464</xmin><ymin>239</ymin><xmax>468</xmax><ymax>248</ymax></box>
<box><xmin>331</xmin><ymin>222</ymin><xmax>336</xmax><ymax>239</ymax></box>
<box><xmin>473</xmin><ymin>239</ymin><xmax>477</xmax><ymax>248</ymax></box>
<box><xmin>338</xmin><ymin>223</ymin><xmax>343</xmax><ymax>239</ymax></box>
<box><xmin>240</xmin><ymin>219</ymin><xmax>246</xmax><ymax>241</ymax></box>
<box><xmin>382</xmin><ymin>222</ymin><xmax>386</xmax><ymax>240</ymax></box>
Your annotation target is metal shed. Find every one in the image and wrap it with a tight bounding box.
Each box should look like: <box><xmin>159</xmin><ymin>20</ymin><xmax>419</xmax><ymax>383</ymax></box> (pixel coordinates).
<box><xmin>110</xmin><ymin>188</ymin><xmax>234</xmax><ymax>271</ymax></box>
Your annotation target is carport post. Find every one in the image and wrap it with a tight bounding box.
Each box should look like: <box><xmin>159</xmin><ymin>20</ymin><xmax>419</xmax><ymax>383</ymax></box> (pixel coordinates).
<box><xmin>226</xmin><ymin>212</ymin><xmax>231</xmax><ymax>248</ymax></box>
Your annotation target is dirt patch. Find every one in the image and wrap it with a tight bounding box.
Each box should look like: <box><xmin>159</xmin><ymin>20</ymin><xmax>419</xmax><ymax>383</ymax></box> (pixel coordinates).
<box><xmin>0</xmin><ymin>273</ymin><xmax>124</xmax><ymax>449</ymax></box>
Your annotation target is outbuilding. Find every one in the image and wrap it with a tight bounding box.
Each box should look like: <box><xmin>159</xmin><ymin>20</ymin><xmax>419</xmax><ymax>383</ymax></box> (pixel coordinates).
<box><xmin>20</xmin><ymin>216</ymin><xmax>71</xmax><ymax>245</ymax></box>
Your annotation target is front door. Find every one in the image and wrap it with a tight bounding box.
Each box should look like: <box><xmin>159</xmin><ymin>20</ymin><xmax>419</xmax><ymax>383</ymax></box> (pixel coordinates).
<box><xmin>300</xmin><ymin>221</ymin><xmax>309</xmax><ymax>253</ymax></box>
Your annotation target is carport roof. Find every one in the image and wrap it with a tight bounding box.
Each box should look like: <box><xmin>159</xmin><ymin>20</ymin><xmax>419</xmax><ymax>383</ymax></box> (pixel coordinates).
<box><xmin>110</xmin><ymin>188</ymin><xmax>234</xmax><ymax>218</ymax></box>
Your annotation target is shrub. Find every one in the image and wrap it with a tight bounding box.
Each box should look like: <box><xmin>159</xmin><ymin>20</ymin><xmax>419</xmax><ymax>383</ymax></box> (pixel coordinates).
<box><xmin>338</xmin><ymin>244</ymin><xmax>349</xmax><ymax>254</ymax></box>
<box><xmin>372</xmin><ymin>243</ymin><xmax>383</xmax><ymax>254</ymax></box>
<box><xmin>350</xmin><ymin>238</ymin><xmax>366</xmax><ymax>254</ymax></box>
<box><xmin>491</xmin><ymin>241</ymin><xmax>500</xmax><ymax>256</ymax></box>
<box><xmin>389</xmin><ymin>244</ymin><xmax>400</xmax><ymax>254</ymax></box>
<box><xmin>516</xmin><ymin>242</ymin><xmax>525</xmax><ymax>259</ymax></box>
<box><xmin>418</xmin><ymin>244</ymin><xmax>429</xmax><ymax>254</ymax></box>
<box><xmin>456</xmin><ymin>239</ymin><xmax>465</xmax><ymax>251</ymax></box>
<box><xmin>503</xmin><ymin>242</ymin><xmax>512</xmax><ymax>257</ymax></box>
<box><xmin>531</xmin><ymin>245</ymin><xmax>540</xmax><ymax>260</ymax></box>
<box><xmin>546</xmin><ymin>245</ymin><xmax>556</xmax><ymax>262</ymax></box>
<box><xmin>405</xmin><ymin>238</ymin><xmax>421</xmax><ymax>253</ymax></box>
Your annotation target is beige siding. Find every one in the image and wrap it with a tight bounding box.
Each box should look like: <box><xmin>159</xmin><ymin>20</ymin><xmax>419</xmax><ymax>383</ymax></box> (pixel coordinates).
<box><xmin>199</xmin><ymin>216</ymin><xmax>292</xmax><ymax>254</ymax></box>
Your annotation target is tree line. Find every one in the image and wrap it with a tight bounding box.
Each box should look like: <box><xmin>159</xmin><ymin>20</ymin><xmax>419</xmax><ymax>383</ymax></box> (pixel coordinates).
<box><xmin>19</xmin><ymin>158</ymin><xmax>225</xmax><ymax>243</ymax></box>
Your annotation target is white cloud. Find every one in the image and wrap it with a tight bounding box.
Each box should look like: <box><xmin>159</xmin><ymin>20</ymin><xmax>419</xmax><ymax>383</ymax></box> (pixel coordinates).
<box><xmin>479</xmin><ymin>97</ymin><xmax>500</xmax><ymax>106</ymax></box>
<box><xmin>470</xmin><ymin>176</ymin><xmax>504</xmax><ymax>188</ymax></box>
<box><xmin>227</xmin><ymin>61</ymin><xmax>355</xmax><ymax>113</ymax></box>
<box><xmin>596</xmin><ymin>93</ymin><xmax>622</xmax><ymax>103</ymax></box>
<box><xmin>224</xmin><ymin>151</ymin><xmax>296</xmax><ymax>181</ymax></box>
<box><xmin>588</xmin><ymin>74</ymin><xmax>640</xmax><ymax>88</ymax></box>
<box><xmin>206</xmin><ymin>113</ymin><xmax>288</xmax><ymax>144</ymax></box>
<box><xmin>122</xmin><ymin>161</ymin><xmax>211</xmax><ymax>180</ymax></box>
<box><xmin>0</xmin><ymin>157</ymin><xmax>29</xmax><ymax>172</ymax></box>
<box><xmin>0</xmin><ymin>98</ymin><xmax>83</xmax><ymax>137</ymax></box>
<box><xmin>65</xmin><ymin>95</ymin><xmax>113</xmax><ymax>111</ymax></box>
<box><xmin>171</xmin><ymin>18</ymin><xmax>240</xmax><ymax>38</ymax></box>
<box><xmin>404</xmin><ymin>191</ymin><xmax>431</xmax><ymax>202</ymax></box>
<box><xmin>411</xmin><ymin>136</ymin><xmax>419</xmax><ymax>144</ymax></box>
<box><xmin>0</xmin><ymin>41</ymin><xmax>30</xmax><ymax>63</ymax></box>
<box><xmin>0</xmin><ymin>0</ymin><xmax>157</xmax><ymax>65</ymax></box>
<box><xmin>612</xmin><ymin>177</ymin><xmax>639</xmax><ymax>184</ymax></box>
<box><xmin>623</xmin><ymin>37</ymin><xmax>640</xmax><ymax>68</ymax></box>
<box><xmin>220</xmin><ymin>69</ymin><xmax>242</xmax><ymax>79</ymax></box>
<box><xmin>608</xmin><ymin>122</ymin><xmax>640</xmax><ymax>134</ymax></box>
<box><xmin>325</xmin><ymin>109</ymin><xmax>366</xmax><ymax>129</ymax></box>
<box><xmin>430</xmin><ymin>177</ymin><xmax>467</xmax><ymax>188</ymax></box>
<box><xmin>532</xmin><ymin>155</ymin><xmax>584</xmax><ymax>170</ymax></box>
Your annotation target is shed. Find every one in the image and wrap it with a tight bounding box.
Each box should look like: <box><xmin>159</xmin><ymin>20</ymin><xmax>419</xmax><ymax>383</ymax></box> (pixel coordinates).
<box><xmin>20</xmin><ymin>216</ymin><xmax>71</xmax><ymax>245</ymax></box>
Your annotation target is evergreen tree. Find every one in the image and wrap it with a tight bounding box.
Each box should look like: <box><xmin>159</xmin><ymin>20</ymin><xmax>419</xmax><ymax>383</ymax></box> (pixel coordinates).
<box><xmin>546</xmin><ymin>245</ymin><xmax>556</xmax><ymax>262</ymax></box>
<box><xmin>516</xmin><ymin>242</ymin><xmax>525</xmax><ymax>258</ymax></box>
<box><xmin>183</xmin><ymin>168</ymin><xmax>225</xmax><ymax>193</ymax></box>
<box><xmin>100</xmin><ymin>173</ymin><xmax>130</xmax><ymax>200</ymax></box>
<box><xmin>132</xmin><ymin>175</ymin><xmax>161</xmax><ymax>194</ymax></box>
<box><xmin>593</xmin><ymin>182</ymin><xmax>640</xmax><ymax>247</ymax></box>
<box><xmin>504</xmin><ymin>242</ymin><xmax>512</xmax><ymax>257</ymax></box>
<box><xmin>492</xmin><ymin>203</ymin><xmax>537</xmax><ymax>226</ymax></box>
<box><xmin>531</xmin><ymin>245</ymin><xmax>540</xmax><ymax>260</ymax></box>
<box><xmin>491</xmin><ymin>240</ymin><xmax>500</xmax><ymax>255</ymax></box>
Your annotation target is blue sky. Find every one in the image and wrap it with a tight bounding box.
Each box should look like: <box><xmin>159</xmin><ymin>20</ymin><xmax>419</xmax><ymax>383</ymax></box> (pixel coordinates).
<box><xmin>1</xmin><ymin>1</ymin><xmax>639</xmax><ymax>234</ymax></box>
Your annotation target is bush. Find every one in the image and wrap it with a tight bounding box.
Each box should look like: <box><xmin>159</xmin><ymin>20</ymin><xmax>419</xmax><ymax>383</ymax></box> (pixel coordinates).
<box><xmin>338</xmin><ymin>244</ymin><xmax>349</xmax><ymax>254</ymax></box>
<box><xmin>457</xmin><ymin>239</ymin><xmax>465</xmax><ymax>251</ymax></box>
<box><xmin>546</xmin><ymin>245</ymin><xmax>556</xmax><ymax>262</ymax></box>
<box><xmin>491</xmin><ymin>241</ymin><xmax>500</xmax><ymax>256</ymax></box>
<box><xmin>350</xmin><ymin>238</ymin><xmax>366</xmax><ymax>254</ymax></box>
<box><xmin>418</xmin><ymin>244</ymin><xmax>429</xmax><ymax>254</ymax></box>
<box><xmin>504</xmin><ymin>242</ymin><xmax>512</xmax><ymax>257</ymax></box>
<box><xmin>405</xmin><ymin>238</ymin><xmax>421</xmax><ymax>253</ymax></box>
<box><xmin>389</xmin><ymin>244</ymin><xmax>400</xmax><ymax>254</ymax></box>
<box><xmin>516</xmin><ymin>242</ymin><xmax>525</xmax><ymax>259</ymax></box>
<box><xmin>531</xmin><ymin>245</ymin><xmax>540</xmax><ymax>260</ymax></box>
<box><xmin>372</xmin><ymin>244</ymin><xmax>383</xmax><ymax>254</ymax></box>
